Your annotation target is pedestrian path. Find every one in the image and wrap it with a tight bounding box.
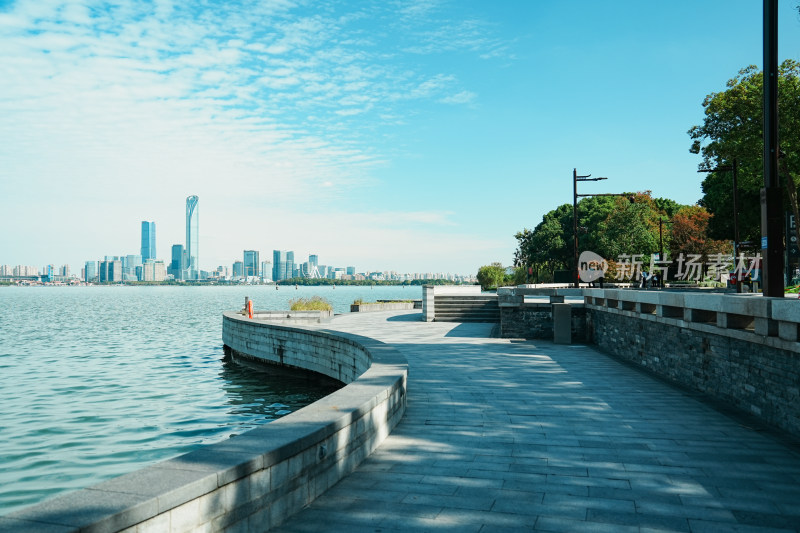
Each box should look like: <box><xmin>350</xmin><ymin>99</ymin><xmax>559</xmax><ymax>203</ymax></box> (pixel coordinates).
<box><xmin>274</xmin><ymin>311</ymin><xmax>800</xmax><ymax>533</ymax></box>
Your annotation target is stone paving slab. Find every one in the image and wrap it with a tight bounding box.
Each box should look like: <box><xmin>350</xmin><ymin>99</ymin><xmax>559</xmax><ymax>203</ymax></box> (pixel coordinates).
<box><xmin>272</xmin><ymin>311</ymin><xmax>800</xmax><ymax>533</ymax></box>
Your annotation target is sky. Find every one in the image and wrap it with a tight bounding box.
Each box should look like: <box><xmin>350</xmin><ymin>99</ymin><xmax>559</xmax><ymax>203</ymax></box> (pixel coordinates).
<box><xmin>2</xmin><ymin>1</ymin><xmax>800</xmax><ymax>275</ymax></box>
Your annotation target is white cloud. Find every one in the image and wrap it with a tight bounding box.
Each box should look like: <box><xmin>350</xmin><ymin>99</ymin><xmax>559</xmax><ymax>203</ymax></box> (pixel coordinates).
<box><xmin>440</xmin><ymin>90</ymin><xmax>476</xmax><ymax>105</ymax></box>
<box><xmin>0</xmin><ymin>0</ymin><xmax>512</xmax><ymax>273</ymax></box>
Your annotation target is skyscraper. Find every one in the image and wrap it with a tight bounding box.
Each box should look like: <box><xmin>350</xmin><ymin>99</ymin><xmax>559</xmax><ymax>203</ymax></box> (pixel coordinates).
<box><xmin>243</xmin><ymin>250</ymin><xmax>259</xmax><ymax>278</ymax></box>
<box><xmin>232</xmin><ymin>261</ymin><xmax>244</xmax><ymax>278</ymax></box>
<box><xmin>286</xmin><ymin>251</ymin><xmax>295</xmax><ymax>279</ymax></box>
<box><xmin>84</xmin><ymin>261</ymin><xmax>97</xmax><ymax>282</ymax></box>
<box><xmin>185</xmin><ymin>195</ymin><xmax>199</xmax><ymax>280</ymax></box>
<box><xmin>141</xmin><ymin>221</ymin><xmax>156</xmax><ymax>261</ymax></box>
<box><xmin>272</xmin><ymin>250</ymin><xmax>286</xmax><ymax>281</ymax></box>
<box><xmin>99</xmin><ymin>260</ymin><xmax>122</xmax><ymax>282</ymax></box>
<box><xmin>169</xmin><ymin>244</ymin><xmax>185</xmax><ymax>279</ymax></box>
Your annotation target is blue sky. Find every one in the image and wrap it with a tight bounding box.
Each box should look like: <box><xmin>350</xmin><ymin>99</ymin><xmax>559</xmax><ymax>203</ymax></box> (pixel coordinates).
<box><xmin>2</xmin><ymin>0</ymin><xmax>800</xmax><ymax>275</ymax></box>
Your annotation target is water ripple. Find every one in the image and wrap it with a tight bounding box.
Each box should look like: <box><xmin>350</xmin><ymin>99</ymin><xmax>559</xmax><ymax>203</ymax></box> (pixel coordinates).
<box><xmin>0</xmin><ymin>285</ymin><xmax>419</xmax><ymax>516</ymax></box>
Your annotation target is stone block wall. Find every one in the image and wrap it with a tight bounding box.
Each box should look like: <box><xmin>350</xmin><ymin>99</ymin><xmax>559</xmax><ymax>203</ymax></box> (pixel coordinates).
<box><xmin>499</xmin><ymin>304</ymin><xmax>587</xmax><ymax>341</ymax></box>
<box><xmin>500</xmin><ymin>304</ymin><xmax>552</xmax><ymax>338</ymax></box>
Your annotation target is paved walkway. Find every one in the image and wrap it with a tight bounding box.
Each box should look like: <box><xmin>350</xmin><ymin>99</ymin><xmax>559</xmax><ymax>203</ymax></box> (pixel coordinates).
<box><xmin>275</xmin><ymin>311</ymin><xmax>800</xmax><ymax>533</ymax></box>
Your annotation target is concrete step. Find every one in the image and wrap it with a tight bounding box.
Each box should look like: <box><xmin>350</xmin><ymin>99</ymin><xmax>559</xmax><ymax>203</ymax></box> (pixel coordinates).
<box><xmin>433</xmin><ymin>294</ymin><xmax>500</xmax><ymax>323</ymax></box>
<box><xmin>435</xmin><ymin>312</ymin><xmax>500</xmax><ymax>318</ymax></box>
<box><xmin>435</xmin><ymin>297</ymin><xmax>497</xmax><ymax>302</ymax></box>
<box><xmin>434</xmin><ymin>312</ymin><xmax>500</xmax><ymax>322</ymax></box>
<box><xmin>434</xmin><ymin>317</ymin><xmax>499</xmax><ymax>323</ymax></box>
<box><xmin>435</xmin><ymin>304</ymin><xmax>499</xmax><ymax>310</ymax></box>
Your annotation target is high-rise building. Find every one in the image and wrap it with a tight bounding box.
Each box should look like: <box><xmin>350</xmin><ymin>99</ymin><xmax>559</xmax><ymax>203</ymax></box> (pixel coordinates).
<box><xmin>286</xmin><ymin>251</ymin><xmax>295</xmax><ymax>280</ymax></box>
<box><xmin>169</xmin><ymin>244</ymin><xmax>185</xmax><ymax>279</ymax></box>
<box><xmin>84</xmin><ymin>261</ymin><xmax>98</xmax><ymax>282</ymax></box>
<box><xmin>243</xmin><ymin>250</ymin><xmax>259</xmax><ymax>278</ymax></box>
<box><xmin>124</xmin><ymin>254</ymin><xmax>142</xmax><ymax>281</ymax></box>
<box><xmin>141</xmin><ymin>221</ymin><xmax>156</xmax><ymax>261</ymax></box>
<box><xmin>232</xmin><ymin>261</ymin><xmax>244</xmax><ymax>278</ymax></box>
<box><xmin>346</xmin><ymin>266</ymin><xmax>356</xmax><ymax>276</ymax></box>
<box><xmin>261</xmin><ymin>261</ymin><xmax>272</xmax><ymax>281</ymax></box>
<box><xmin>142</xmin><ymin>259</ymin><xmax>166</xmax><ymax>282</ymax></box>
<box><xmin>185</xmin><ymin>195</ymin><xmax>199</xmax><ymax>280</ymax></box>
<box><xmin>272</xmin><ymin>250</ymin><xmax>289</xmax><ymax>281</ymax></box>
<box><xmin>99</xmin><ymin>260</ymin><xmax>122</xmax><ymax>282</ymax></box>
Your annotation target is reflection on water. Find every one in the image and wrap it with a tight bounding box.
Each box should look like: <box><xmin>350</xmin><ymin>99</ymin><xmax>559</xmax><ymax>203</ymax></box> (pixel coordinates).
<box><xmin>218</xmin><ymin>355</ymin><xmax>342</xmax><ymax>433</ymax></box>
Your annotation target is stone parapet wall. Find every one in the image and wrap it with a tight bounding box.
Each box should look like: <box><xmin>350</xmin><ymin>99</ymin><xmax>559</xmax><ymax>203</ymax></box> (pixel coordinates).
<box><xmin>3</xmin><ymin>314</ymin><xmax>407</xmax><ymax>533</ymax></box>
<box><xmin>249</xmin><ymin>310</ymin><xmax>333</xmax><ymax>324</ymax></box>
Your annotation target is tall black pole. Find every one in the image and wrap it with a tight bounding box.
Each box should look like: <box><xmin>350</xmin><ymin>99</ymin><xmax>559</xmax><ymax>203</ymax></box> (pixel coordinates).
<box><xmin>573</xmin><ymin>168</ymin><xmax>579</xmax><ymax>288</ymax></box>
<box><xmin>733</xmin><ymin>158</ymin><xmax>742</xmax><ymax>293</ymax></box>
<box><xmin>762</xmin><ymin>0</ymin><xmax>784</xmax><ymax>296</ymax></box>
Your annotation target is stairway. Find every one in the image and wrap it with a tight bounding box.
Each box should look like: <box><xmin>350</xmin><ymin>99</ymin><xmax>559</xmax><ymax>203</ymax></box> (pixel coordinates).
<box><xmin>434</xmin><ymin>295</ymin><xmax>500</xmax><ymax>322</ymax></box>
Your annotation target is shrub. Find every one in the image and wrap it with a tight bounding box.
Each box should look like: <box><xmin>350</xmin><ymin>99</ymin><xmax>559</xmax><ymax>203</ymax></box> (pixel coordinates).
<box><xmin>289</xmin><ymin>296</ymin><xmax>333</xmax><ymax>311</ymax></box>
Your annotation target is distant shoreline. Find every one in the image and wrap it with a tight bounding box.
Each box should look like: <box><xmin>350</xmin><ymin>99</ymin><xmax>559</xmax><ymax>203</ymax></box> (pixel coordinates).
<box><xmin>1</xmin><ymin>279</ymin><xmax>473</xmax><ymax>288</ymax></box>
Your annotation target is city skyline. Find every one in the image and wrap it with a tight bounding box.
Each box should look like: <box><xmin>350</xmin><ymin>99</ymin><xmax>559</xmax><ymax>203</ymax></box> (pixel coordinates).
<box><xmin>3</xmin><ymin>2</ymin><xmax>800</xmax><ymax>273</ymax></box>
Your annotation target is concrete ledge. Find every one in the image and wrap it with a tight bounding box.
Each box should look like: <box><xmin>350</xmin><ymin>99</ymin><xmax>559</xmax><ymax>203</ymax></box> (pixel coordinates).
<box><xmin>350</xmin><ymin>302</ymin><xmax>416</xmax><ymax>313</ymax></box>
<box><xmin>249</xmin><ymin>310</ymin><xmax>333</xmax><ymax>324</ymax></box>
<box><xmin>2</xmin><ymin>313</ymin><xmax>407</xmax><ymax>533</ymax></box>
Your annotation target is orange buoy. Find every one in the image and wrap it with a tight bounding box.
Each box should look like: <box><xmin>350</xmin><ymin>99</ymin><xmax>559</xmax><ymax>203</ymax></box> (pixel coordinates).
<box><xmin>247</xmin><ymin>299</ymin><xmax>254</xmax><ymax>319</ymax></box>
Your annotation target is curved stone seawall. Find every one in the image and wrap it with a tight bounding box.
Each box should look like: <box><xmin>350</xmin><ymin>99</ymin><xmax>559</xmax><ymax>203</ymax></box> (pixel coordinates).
<box><xmin>1</xmin><ymin>313</ymin><xmax>407</xmax><ymax>533</ymax></box>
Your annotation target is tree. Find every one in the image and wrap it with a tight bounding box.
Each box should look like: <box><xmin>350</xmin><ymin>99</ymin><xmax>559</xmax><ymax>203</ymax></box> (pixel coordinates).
<box><xmin>669</xmin><ymin>206</ymin><xmax>731</xmax><ymax>263</ymax></box>
<box><xmin>596</xmin><ymin>192</ymin><xmax>663</xmax><ymax>261</ymax></box>
<box><xmin>476</xmin><ymin>263</ymin><xmax>506</xmax><ymax>291</ymax></box>
<box><xmin>688</xmin><ymin>60</ymin><xmax>800</xmax><ymax>245</ymax></box>
<box><xmin>514</xmin><ymin>192</ymin><xmax>685</xmax><ymax>282</ymax></box>
<box><xmin>514</xmin><ymin>204</ymin><xmax>572</xmax><ymax>282</ymax></box>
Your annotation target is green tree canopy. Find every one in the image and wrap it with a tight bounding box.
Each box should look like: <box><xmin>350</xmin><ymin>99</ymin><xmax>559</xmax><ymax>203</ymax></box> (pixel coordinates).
<box><xmin>514</xmin><ymin>192</ymin><xmax>691</xmax><ymax>282</ymax></box>
<box><xmin>476</xmin><ymin>262</ymin><xmax>506</xmax><ymax>291</ymax></box>
<box><xmin>688</xmin><ymin>60</ymin><xmax>800</xmax><ymax>243</ymax></box>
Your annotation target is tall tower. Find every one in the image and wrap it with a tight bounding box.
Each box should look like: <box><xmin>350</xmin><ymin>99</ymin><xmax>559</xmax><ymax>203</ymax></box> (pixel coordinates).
<box><xmin>273</xmin><ymin>250</ymin><xmax>286</xmax><ymax>281</ymax></box>
<box><xmin>243</xmin><ymin>250</ymin><xmax>260</xmax><ymax>278</ymax></box>
<box><xmin>185</xmin><ymin>195</ymin><xmax>199</xmax><ymax>280</ymax></box>
<box><xmin>141</xmin><ymin>221</ymin><xmax>156</xmax><ymax>261</ymax></box>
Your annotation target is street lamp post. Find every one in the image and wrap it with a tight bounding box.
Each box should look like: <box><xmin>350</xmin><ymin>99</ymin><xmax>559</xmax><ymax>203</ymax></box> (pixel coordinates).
<box><xmin>762</xmin><ymin>0</ymin><xmax>783</xmax><ymax>297</ymax></box>
<box><xmin>572</xmin><ymin>169</ymin><xmax>607</xmax><ymax>288</ymax></box>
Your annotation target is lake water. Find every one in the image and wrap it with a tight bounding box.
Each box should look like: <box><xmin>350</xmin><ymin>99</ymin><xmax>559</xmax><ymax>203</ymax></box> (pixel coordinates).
<box><xmin>0</xmin><ymin>284</ymin><xmax>421</xmax><ymax>516</ymax></box>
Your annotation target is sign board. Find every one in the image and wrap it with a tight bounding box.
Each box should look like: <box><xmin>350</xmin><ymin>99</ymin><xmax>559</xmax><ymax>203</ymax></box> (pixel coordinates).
<box><xmin>787</xmin><ymin>211</ymin><xmax>800</xmax><ymax>258</ymax></box>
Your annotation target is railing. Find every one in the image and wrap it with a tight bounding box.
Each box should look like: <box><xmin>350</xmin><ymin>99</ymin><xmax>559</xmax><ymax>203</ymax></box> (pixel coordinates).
<box><xmin>583</xmin><ymin>288</ymin><xmax>800</xmax><ymax>348</ymax></box>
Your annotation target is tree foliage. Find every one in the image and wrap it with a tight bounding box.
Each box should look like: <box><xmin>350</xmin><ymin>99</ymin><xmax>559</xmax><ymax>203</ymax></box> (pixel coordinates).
<box><xmin>513</xmin><ymin>192</ymin><xmax>701</xmax><ymax>282</ymax></box>
<box><xmin>688</xmin><ymin>60</ymin><xmax>800</xmax><ymax>244</ymax></box>
<box><xmin>669</xmin><ymin>206</ymin><xmax>730</xmax><ymax>261</ymax></box>
<box><xmin>476</xmin><ymin>262</ymin><xmax>506</xmax><ymax>291</ymax></box>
